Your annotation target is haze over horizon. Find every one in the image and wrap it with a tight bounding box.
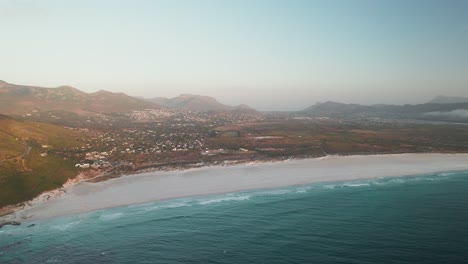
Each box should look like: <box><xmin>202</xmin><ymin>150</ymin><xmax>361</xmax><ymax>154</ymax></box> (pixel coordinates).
<box><xmin>1</xmin><ymin>0</ymin><xmax>467</xmax><ymax>110</ymax></box>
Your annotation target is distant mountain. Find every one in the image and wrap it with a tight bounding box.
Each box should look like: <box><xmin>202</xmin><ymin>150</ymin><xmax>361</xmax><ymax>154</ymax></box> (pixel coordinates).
<box><xmin>146</xmin><ymin>94</ymin><xmax>255</xmax><ymax>112</ymax></box>
<box><xmin>0</xmin><ymin>81</ymin><xmax>159</xmax><ymax>115</ymax></box>
<box><xmin>146</xmin><ymin>97</ymin><xmax>173</xmax><ymax>107</ymax></box>
<box><xmin>302</xmin><ymin>101</ymin><xmax>468</xmax><ymax>122</ymax></box>
<box><xmin>427</xmin><ymin>95</ymin><xmax>468</xmax><ymax>104</ymax></box>
<box><xmin>303</xmin><ymin>101</ymin><xmax>373</xmax><ymax>116</ymax></box>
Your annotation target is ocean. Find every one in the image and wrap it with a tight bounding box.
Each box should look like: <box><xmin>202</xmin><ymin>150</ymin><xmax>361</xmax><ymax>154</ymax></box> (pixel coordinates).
<box><xmin>1</xmin><ymin>170</ymin><xmax>468</xmax><ymax>264</ymax></box>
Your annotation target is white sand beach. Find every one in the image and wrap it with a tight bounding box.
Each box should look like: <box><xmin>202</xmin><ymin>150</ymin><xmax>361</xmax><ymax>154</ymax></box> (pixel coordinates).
<box><xmin>9</xmin><ymin>153</ymin><xmax>468</xmax><ymax>221</ymax></box>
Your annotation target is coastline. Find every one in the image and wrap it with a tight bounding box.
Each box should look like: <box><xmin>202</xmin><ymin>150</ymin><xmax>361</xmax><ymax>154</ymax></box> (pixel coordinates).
<box><xmin>3</xmin><ymin>153</ymin><xmax>468</xmax><ymax>222</ymax></box>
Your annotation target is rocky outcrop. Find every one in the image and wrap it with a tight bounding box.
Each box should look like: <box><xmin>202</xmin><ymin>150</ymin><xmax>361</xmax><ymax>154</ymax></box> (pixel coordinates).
<box><xmin>0</xmin><ymin>221</ymin><xmax>21</xmax><ymax>229</ymax></box>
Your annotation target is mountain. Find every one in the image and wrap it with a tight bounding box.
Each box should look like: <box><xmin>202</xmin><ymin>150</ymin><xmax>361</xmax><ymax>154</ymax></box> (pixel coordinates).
<box><xmin>303</xmin><ymin>101</ymin><xmax>373</xmax><ymax>117</ymax></box>
<box><xmin>0</xmin><ymin>81</ymin><xmax>159</xmax><ymax>115</ymax></box>
<box><xmin>146</xmin><ymin>97</ymin><xmax>172</xmax><ymax>107</ymax></box>
<box><xmin>302</xmin><ymin>101</ymin><xmax>468</xmax><ymax>122</ymax></box>
<box><xmin>427</xmin><ymin>95</ymin><xmax>468</xmax><ymax>104</ymax></box>
<box><xmin>146</xmin><ymin>94</ymin><xmax>254</xmax><ymax>112</ymax></box>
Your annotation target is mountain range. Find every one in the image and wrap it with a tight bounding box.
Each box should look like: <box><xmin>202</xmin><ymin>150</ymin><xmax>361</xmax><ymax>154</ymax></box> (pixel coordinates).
<box><xmin>302</xmin><ymin>100</ymin><xmax>468</xmax><ymax>122</ymax></box>
<box><xmin>145</xmin><ymin>94</ymin><xmax>253</xmax><ymax>112</ymax></box>
<box><xmin>0</xmin><ymin>81</ymin><xmax>158</xmax><ymax>115</ymax></box>
<box><xmin>1</xmin><ymin>80</ymin><xmax>467</xmax><ymax>122</ymax></box>
<box><xmin>427</xmin><ymin>95</ymin><xmax>468</xmax><ymax>104</ymax></box>
<box><xmin>0</xmin><ymin>81</ymin><xmax>257</xmax><ymax>115</ymax></box>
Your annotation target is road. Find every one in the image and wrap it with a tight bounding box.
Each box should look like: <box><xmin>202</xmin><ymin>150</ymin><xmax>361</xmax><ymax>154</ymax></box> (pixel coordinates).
<box><xmin>0</xmin><ymin>129</ymin><xmax>32</xmax><ymax>164</ymax></box>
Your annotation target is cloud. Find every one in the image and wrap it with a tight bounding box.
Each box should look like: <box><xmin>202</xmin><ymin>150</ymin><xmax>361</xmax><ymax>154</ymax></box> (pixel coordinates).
<box><xmin>423</xmin><ymin>109</ymin><xmax>468</xmax><ymax>119</ymax></box>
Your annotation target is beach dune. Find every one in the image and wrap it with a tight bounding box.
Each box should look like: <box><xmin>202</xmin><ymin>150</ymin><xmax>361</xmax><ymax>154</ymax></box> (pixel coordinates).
<box><xmin>11</xmin><ymin>153</ymin><xmax>468</xmax><ymax>221</ymax></box>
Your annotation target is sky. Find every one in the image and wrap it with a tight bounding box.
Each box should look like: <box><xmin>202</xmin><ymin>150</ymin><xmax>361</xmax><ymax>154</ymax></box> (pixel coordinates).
<box><xmin>1</xmin><ymin>0</ymin><xmax>467</xmax><ymax>110</ymax></box>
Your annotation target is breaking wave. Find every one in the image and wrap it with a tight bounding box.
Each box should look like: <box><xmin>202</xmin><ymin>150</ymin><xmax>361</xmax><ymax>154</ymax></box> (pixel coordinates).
<box><xmin>198</xmin><ymin>195</ymin><xmax>251</xmax><ymax>205</ymax></box>
<box><xmin>99</xmin><ymin>212</ymin><xmax>124</xmax><ymax>221</ymax></box>
<box><xmin>50</xmin><ymin>220</ymin><xmax>82</xmax><ymax>231</ymax></box>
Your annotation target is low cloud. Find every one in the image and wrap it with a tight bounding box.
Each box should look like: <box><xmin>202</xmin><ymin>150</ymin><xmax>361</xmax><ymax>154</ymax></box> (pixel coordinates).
<box><xmin>424</xmin><ymin>109</ymin><xmax>468</xmax><ymax>119</ymax></box>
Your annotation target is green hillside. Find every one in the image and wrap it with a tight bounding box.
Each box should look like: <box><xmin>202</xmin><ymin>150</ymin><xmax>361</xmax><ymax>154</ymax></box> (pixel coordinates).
<box><xmin>0</xmin><ymin>114</ymin><xmax>87</xmax><ymax>207</ymax></box>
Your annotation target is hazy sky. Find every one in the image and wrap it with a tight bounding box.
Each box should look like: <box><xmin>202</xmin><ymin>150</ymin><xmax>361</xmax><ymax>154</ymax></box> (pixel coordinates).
<box><xmin>1</xmin><ymin>0</ymin><xmax>467</xmax><ymax>110</ymax></box>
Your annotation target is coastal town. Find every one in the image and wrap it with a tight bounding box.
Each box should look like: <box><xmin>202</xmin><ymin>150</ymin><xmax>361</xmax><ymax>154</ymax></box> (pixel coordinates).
<box><xmin>24</xmin><ymin>107</ymin><xmax>468</xmax><ymax>183</ymax></box>
<box><xmin>1</xmin><ymin>2</ymin><xmax>467</xmax><ymax>262</ymax></box>
<box><xmin>21</xmin><ymin>107</ymin><xmax>268</xmax><ymax>178</ymax></box>
<box><xmin>2</xmin><ymin>80</ymin><xmax>468</xmax><ymax>214</ymax></box>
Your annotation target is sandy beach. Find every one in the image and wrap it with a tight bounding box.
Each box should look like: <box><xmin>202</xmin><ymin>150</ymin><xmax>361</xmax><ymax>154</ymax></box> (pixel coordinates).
<box><xmin>7</xmin><ymin>153</ymin><xmax>468</xmax><ymax>221</ymax></box>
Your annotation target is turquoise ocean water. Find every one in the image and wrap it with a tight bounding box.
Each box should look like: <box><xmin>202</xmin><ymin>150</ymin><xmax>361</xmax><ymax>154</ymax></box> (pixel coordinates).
<box><xmin>1</xmin><ymin>171</ymin><xmax>468</xmax><ymax>264</ymax></box>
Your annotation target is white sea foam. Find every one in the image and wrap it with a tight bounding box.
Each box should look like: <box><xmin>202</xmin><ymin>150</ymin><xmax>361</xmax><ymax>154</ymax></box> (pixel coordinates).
<box><xmin>343</xmin><ymin>183</ymin><xmax>370</xmax><ymax>187</ymax></box>
<box><xmin>144</xmin><ymin>202</ymin><xmax>191</xmax><ymax>212</ymax></box>
<box><xmin>50</xmin><ymin>220</ymin><xmax>81</xmax><ymax>231</ymax></box>
<box><xmin>295</xmin><ymin>187</ymin><xmax>311</xmax><ymax>193</ymax></box>
<box><xmin>438</xmin><ymin>172</ymin><xmax>456</xmax><ymax>177</ymax></box>
<box><xmin>197</xmin><ymin>195</ymin><xmax>251</xmax><ymax>205</ymax></box>
<box><xmin>323</xmin><ymin>181</ymin><xmax>381</xmax><ymax>189</ymax></box>
<box><xmin>99</xmin><ymin>212</ymin><xmax>124</xmax><ymax>221</ymax></box>
<box><xmin>256</xmin><ymin>189</ymin><xmax>293</xmax><ymax>196</ymax></box>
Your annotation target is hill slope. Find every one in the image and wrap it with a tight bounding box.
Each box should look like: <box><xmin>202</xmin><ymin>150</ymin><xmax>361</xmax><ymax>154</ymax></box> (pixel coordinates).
<box><xmin>0</xmin><ymin>114</ymin><xmax>87</xmax><ymax>207</ymax></box>
<box><xmin>0</xmin><ymin>81</ymin><xmax>159</xmax><ymax>115</ymax></box>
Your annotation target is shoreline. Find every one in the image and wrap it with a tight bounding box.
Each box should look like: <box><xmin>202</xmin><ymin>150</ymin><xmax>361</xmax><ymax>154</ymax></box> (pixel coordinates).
<box><xmin>3</xmin><ymin>153</ymin><xmax>468</xmax><ymax>222</ymax></box>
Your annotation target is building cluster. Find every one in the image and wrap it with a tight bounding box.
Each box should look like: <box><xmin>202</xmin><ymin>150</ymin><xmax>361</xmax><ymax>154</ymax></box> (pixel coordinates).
<box><xmin>68</xmin><ymin>108</ymin><xmax>265</xmax><ymax>169</ymax></box>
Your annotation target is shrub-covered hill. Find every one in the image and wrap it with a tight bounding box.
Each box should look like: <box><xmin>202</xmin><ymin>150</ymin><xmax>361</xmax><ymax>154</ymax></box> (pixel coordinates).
<box><xmin>0</xmin><ymin>114</ymin><xmax>87</xmax><ymax>208</ymax></box>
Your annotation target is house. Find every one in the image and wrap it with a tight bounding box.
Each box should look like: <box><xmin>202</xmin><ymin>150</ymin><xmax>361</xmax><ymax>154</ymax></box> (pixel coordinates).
<box><xmin>75</xmin><ymin>163</ymin><xmax>90</xmax><ymax>168</ymax></box>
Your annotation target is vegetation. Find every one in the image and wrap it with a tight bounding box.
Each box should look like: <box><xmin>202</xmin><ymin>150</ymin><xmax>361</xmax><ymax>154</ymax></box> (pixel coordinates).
<box><xmin>207</xmin><ymin>119</ymin><xmax>468</xmax><ymax>156</ymax></box>
<box><xmin>0</xmin><ymin>151</ymin><xmax>78</xmax><ymax>207</ymax></box>
<box><xmin>0</xmin><ymin>115</ymin><xmax>87</xmax><ymax>207</ymax></box>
